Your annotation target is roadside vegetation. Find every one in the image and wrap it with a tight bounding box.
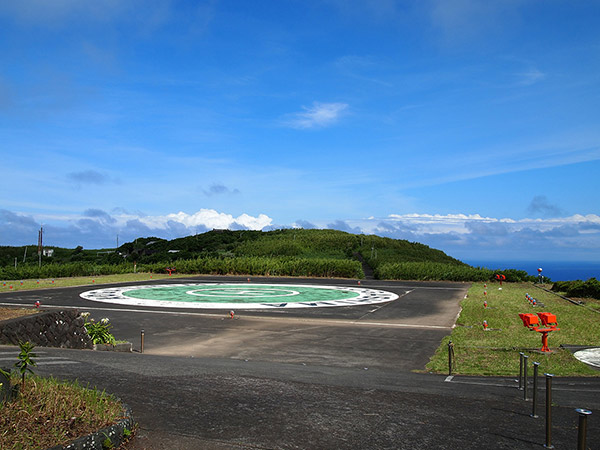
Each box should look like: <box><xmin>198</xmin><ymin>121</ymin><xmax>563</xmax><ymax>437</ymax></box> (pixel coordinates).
<box><xmin>551</xmin><ymin>278</ymin><xmax>600</xmax><ymax>301</ymax></box>
<box><xmin>0</xmin><ymin>343</ymin><xmax>127</xmax><ymax>450</ymax></box>
<box><xmin>426</xmin><ymin>282</ymin><xmax>600</xmax><ymax>376</ymax></box>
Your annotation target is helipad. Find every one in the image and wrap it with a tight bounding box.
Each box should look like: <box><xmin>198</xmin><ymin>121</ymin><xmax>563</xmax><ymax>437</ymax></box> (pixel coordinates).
<box><xmin>573</xmin><ymin>347</ymin><xmax>600</xmax><ymax>369</ymax></box>
<box><xmin>80</xmin><ymin>283</ymin><xmax>399</xmax><ymax>309</ymax></box>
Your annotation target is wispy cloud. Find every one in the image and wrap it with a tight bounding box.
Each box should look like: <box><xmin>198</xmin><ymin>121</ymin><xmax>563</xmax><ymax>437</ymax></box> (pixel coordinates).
<box><xmin>66</xmin><ymin>170</ymin><xmax>112</xmax><ymax>186</ymax></box>
<box><xmin>429</xmin><ymin>0</ymin><xmax>521</xmax><ymax>46</ymax></box>
<box><xmin>293</xmin><ymin>219</ymin><xmax>317</xmax><ymax>229</ymax></box>
<box><xmin>327</xmin><ymin>220</ymin><xmax>362</xmax><ymax>234</ymax></box>
<box><xmin>284</xmin><ymin>102</ymin><xmax>349</xmax><ymax>129</ymax></box>
<box><xmin>527</xmin><ymin>195</ymin><xmax>565</xmax><ymax>218</ymax></box>
<box><xmin>515</xmin><ymin>68</ymin><xmax>545</xmax><ymax>86</ymax></box>
<box><xmin>203</xmin><ymin>183</ymin><xmax>240</xmax><ymax>197</ymax></box>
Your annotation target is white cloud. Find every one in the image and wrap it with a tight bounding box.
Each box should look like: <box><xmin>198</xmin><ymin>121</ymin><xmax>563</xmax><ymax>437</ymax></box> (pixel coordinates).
<box><xmin>285</xmin><ymin>102</ymin><xmax>349</xmax><ymax>129</ymax></box>
<box><xmin>353</xmin><ymin>212</ymin><xmax>600</xmax><ymax>235</ymax></box>
<box><xmin>330</xmin><ymin>213</ymin><xmax>600</xmax><ymax>261</ymax></box>
<box><xmin>516</xmin><ymin>68</ymin><xmax>545</xmax><ymax>86</ymax></box>
<box><xmin>131</xmin><ymin>209</ymin><xmax>272</xmax><ymax>231</ymax></box>
<box><xmin>0</xmin><ymin>208</ymin><xmax>273</xmax><ymax>248</ymax></box>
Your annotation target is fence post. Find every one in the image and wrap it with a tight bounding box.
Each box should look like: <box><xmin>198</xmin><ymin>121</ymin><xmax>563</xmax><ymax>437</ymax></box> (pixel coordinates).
<box><xmin>544</xmin><ymin>373</ymin><xmax>554</xmax><ymax>449</ymax></box>
<box><xmin>523</xmin><ymin>355</ymin><xmax>529</xmax><ymax>400</ymax></box>
<box><xmin>531</xmin><ymin>362</ymin><xmax>540</xmax><ymax>418</ymax></box>
<box><xmin>448</xmin><ymin>340</ymin><xmax>454</xmax><ymax>376</ymax></box>
<box><xmin>575</xmin><ymin>408</ymin><xmax>592</xmax><ymax>450</ymax></box>
<box><xmin>519</xmin><ymin>352</ymin><xmax>524</xmax><ymax>390</ymax></box>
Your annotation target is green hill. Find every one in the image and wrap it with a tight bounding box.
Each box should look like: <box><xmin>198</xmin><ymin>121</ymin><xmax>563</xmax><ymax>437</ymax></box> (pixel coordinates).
<box><xmin>0</xmin><ymin>229</ymin><xmax>534</xmax><ymax>282</ymax></box>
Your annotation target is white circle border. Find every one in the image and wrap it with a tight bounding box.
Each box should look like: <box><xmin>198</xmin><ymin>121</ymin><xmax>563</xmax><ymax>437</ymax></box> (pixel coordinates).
<box><xmin>185</xmin><ymin>288</ymin><xmax>300</xmax><ymax>298</ymax></box>
<box><xmin>79</xmin><ymin>283</ymin><xmax>399</xmax><ymax>309</ymax></box>
<box><xmin>573</xmin><ymin>348</ymin><xmax>600</xmax><ymax>368</ymax></box>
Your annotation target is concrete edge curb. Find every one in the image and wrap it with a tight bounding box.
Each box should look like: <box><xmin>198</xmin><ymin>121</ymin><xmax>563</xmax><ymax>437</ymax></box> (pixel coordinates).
<box><xmin>93</xmin><ymin>342</ymin><xmax>133</xmax><ymax>352</ymax></box>
<box><xmin>46</xmin><ymin>405</ymin><xmax>134</xmax><ymax>450</ymax></box>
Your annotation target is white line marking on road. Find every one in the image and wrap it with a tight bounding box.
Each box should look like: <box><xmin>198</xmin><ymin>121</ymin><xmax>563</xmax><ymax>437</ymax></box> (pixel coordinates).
<box><xmin>0</xmin><ymin>302</ymin><xmax>452</xmax><ymax>329</ymax></box>
<box><xmin>353</xmin><ymin>321</ymin><xmax>450</xmax><ymax>329</ymax></box>
<box><xmin>0</xmin><ymin>351</ymin><xmax>47</xmax><ymax>356</ymax></box>
<box><xmin>357</xmin><ymin>290</ymin><xmax>413</xmax><ymax>320</ymax></box>
<box><xmin>444</xmin><ymin>375</ymin><xmax>454</xmax><ymax>382</ymax></box>
<box><xmin>366</xmin><ymin>284</ymin><xmax>468</xmax><ymax>291</ymax></box>
<box><xmin>0</xmin><ymin>356</ymin><xmax>71</xmax><ymax>362</ymax></box>
<box><xmin>36</xmin><ymin>361</ymin><xmax>80</xmax><ymax>366</ymax></box>
<box><xmin>444</xmin><ymin>378</ymin><xmax>600</xmax><ymax>392</ymax></box>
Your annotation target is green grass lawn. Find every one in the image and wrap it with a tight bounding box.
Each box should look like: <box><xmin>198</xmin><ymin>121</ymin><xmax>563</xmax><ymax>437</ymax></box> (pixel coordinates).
<box><xmin>0</xmin><ymin>272</ymin><xmax>188</xmax><ymax>293</ymax></box>
<box><xmin>426</xmin><ymin>282</ymin><xmax>600</xmax><ymax>376</ymax></box>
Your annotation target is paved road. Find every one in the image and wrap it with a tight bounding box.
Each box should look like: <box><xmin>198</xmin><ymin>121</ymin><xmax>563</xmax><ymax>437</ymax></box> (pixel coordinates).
<box><xmin>1</xmin><ymin>276</ymin><xmax>598</xmax><ymax>449</ymax></box>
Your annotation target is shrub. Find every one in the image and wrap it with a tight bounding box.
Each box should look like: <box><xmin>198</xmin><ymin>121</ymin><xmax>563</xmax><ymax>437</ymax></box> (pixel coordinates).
<box><xmin>552</xmin><ymin>278</ymin><xmax>600</xmax><ymax>299</ymax></box>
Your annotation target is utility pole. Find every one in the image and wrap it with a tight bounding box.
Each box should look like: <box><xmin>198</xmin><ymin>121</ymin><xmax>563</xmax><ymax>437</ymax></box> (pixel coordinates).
<box><xmin>116</xmin><ymin>234</ymin><xmax>119</xmax><ymax>250</ymax></box>
<box><xmin>37</xmin><ymin>227</ymin><xmax>43</xmax><ymax>268</ymax></box>
<box><xmin>23</xmin><ymin>246</ymin><xmax>27</xmax><ymax>262</ymax></box>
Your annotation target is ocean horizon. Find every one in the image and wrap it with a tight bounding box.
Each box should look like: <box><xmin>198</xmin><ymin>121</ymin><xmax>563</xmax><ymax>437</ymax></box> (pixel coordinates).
<box><xmin>463</xmin><ymin>260</ymin><xmax>600</xmax><ymax>282</ymax></box>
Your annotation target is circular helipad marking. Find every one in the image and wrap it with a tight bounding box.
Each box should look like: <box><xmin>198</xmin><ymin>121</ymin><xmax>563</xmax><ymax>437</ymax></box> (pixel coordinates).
<box><xmin>80</xmin><ymin>283</ymin><xmax>399</xmax><ymax>309</ymax></box>
<box><xmin>573</xmin><ymin>348</ymin><xmax>600</xmax><ymax>368</ymax></box>
<box><xmin>186</xmin><ymin>288</ymin><xmax>300</xmax><ymax>298</ymax></box>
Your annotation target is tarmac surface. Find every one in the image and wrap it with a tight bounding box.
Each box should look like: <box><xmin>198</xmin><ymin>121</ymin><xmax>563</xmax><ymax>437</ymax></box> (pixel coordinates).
<box><xmin>1</xmin><ymin>275</ymin><xmax>599</xmax><ymax>449</ymax></box>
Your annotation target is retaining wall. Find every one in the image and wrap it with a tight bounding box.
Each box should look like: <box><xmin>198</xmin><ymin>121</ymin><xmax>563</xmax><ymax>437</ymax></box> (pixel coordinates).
<box><xmin>0</xmin><ymin>310</ymin><xmax>93</xmax><ymax>349</ymax></box>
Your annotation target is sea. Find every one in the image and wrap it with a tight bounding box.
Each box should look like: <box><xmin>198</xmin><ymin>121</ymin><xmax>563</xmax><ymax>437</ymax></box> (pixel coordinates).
<box><xmin>463</xmin><ymin>260</ymin><xmax>600</xmax><ymax>282</ymax></box>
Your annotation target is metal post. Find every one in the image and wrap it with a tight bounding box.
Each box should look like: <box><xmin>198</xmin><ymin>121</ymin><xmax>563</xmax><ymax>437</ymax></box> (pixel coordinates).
<box><xmin>519</xmin><ymin>352</ymin><xmax>524</xmax><ymax>390</ymax></box>
<box><xmin>544</xmin><ymin>373</ymin><xmax>554</xmax><ymax>449</ymax></box>
<box><xmin>141</xmin><ymin>329</ymin><xmax>145</xmax><ymax>354</ymax></box>
<box><xmin>448</xmin><ymin>340</ymin><xmax>454</xmax><ymax>376</ymax></box>
<box><xmin>523</xmin><ymin>355</ymin><xmax>529</xmax><ymax>400</ymax></box>
<box><xmin>576</xmin><ymin>409</ymin><xmax>592</xmax><ymax>450</ymax></box>
<box><xmin>531</xmin><ymin>362</ymin><xmax>540</xmax><ymax>418</ymax></box>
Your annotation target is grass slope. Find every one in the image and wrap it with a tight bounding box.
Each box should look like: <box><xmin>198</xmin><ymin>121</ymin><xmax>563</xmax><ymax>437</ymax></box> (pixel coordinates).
<box><xmin>427</xmin><ymin>282</ymin><xmax>600</xmax><ymax>376</ymax></box>
<box><xmin>0</xmin><ymin>374</ymin><xmax>126</xmax><ymax>450</ymax></box>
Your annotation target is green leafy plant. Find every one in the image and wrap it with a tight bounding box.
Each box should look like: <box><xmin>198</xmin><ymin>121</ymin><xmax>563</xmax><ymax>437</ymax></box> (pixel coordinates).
<box><xmin>0</xmin><ymin>367</ymin><xmax>9</xmax><ymax>379</ymax></box>
<box><xmin>82</xmin><ymin>313</ymin><xmax>116</xmax><ymax>345</ymax></box>
<box><xmin>15</xmin><ymin>341</ymin><xmax>37</xmax><ymax>387</ymax></box>
<box><xmin>0</xmin><ymin>367</ymin><xmax>19</xmax><ymax>403</ymax></box>
<box><xmin>102</xmin><ymin>433</ymin><xmax>114</xmax><ymax>449</ymax></box>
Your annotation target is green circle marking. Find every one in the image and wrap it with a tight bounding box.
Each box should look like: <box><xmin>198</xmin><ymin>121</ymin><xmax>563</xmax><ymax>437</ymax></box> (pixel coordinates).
<box><xmin>124</xmin><ymin>285</ymin><xmax>360</xmax><ymax>304</ymax></box>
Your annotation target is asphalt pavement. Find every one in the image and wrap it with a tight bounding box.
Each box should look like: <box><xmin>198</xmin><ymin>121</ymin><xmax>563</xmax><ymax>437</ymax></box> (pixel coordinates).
<box><xmin>1</xmin><ymin>276</ymin><xmax>598</xmax><ymax>449</ymax></box>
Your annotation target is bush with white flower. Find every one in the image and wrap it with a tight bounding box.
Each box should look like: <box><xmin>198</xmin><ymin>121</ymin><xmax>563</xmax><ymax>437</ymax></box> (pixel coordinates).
<box><xmin>81</xmin><ymin>313</ymin><xmax>116</xmax><ymax>346</ymax></box>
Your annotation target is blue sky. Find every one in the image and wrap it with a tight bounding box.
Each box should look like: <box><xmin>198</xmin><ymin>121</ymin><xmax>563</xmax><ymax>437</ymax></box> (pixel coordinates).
<box><xmin>1</xmin><ymin>0</ymin><xmax>599</xmax><ymax>263</ymax></box>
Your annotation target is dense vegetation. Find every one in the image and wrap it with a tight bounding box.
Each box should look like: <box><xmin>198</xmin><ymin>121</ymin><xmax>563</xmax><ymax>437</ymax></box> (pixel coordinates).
<box><xmin>1</xmin><ymin>229</ymin><xmax>539</xmax><ymax>282</ymax></box>
<box><xmin>375</xmin><ymin>262</ymin><xmax>533</xmax><ymax>282</ymax></box>
<box><xmin>551</xmin><ymin>278</ymin><xmax>600</xmax><ymax>300</ymax></box>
